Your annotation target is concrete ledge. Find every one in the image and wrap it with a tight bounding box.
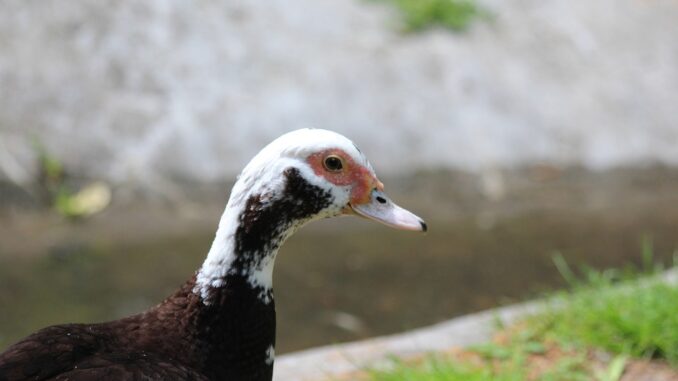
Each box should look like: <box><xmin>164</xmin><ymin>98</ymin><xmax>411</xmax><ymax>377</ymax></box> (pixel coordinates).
<box><xmin>274</xmin><ymin>301</ymin><xmax>540</xmax><ymax>380</ymax></box>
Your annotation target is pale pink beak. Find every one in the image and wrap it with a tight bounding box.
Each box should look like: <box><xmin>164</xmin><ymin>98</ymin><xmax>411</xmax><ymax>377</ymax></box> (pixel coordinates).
<box><xmin>350</xmin><ymin>189</ymin><xmax>427</xmax><ymax>232</ymax></box>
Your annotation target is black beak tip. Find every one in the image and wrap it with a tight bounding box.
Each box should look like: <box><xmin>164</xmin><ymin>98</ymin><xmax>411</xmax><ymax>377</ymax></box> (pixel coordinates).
<box><xmin>419</xmin><ymin>220</ymin><xmax>428</xmax><ymax>232</ymax></box>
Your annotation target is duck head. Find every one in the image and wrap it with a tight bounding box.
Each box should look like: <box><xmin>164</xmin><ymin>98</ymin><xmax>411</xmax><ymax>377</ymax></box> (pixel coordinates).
<box><xmin>196</xmin><ymin>129</ymin><xmax>425</xmax><ymax>303</ymax></box>
<box><xmin>234</xmin><ymin>128</ymin><xmax>425</xmax><ymax>230</ymax></box>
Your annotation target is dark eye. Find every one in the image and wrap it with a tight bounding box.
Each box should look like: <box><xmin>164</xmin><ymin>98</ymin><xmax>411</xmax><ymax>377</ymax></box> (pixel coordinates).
<box><xmin>323</xmin><ymin>155</ymin><xmax>344</xmax><ymax>172</ymax></box>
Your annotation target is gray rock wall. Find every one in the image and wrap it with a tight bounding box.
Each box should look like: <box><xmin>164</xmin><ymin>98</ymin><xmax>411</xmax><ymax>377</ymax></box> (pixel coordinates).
<box><xmin>1</xmin><ymin>0</ymin><xmax>677</xmax><ymax>186</ymax></box>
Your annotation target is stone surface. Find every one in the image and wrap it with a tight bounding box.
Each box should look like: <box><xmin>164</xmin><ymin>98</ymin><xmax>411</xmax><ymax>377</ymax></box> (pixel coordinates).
<box><xmin>0</xmin><ymin>0</ymin><xmax>677</xmax><ymax>188</ymax></box>
<box><xmin>274</xmin><ymin>301</ymin><xmax>539</xmax><ymax>380</ymax></box>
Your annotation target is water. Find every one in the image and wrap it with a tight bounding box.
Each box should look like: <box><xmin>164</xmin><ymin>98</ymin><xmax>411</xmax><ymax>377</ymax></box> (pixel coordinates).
<box><xmin>1</xmin><ymin>205</ymin><xmax>677</xmax><ymax>354</ymax></box>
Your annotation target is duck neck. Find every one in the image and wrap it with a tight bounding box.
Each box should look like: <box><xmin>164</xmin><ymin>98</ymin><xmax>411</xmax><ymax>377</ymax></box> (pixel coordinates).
<box><xmin>195</xmin><ymin>194</ymin><xmax>287</xmax><ymax>305</ymax></box>
<box><xmin>127</xmin><ymin>168</ymin><xmax>335</xmax><ymax>380</ymax></box>
<box><xmin>195</xmin><ymin>167</ymin><xmax>336</xmax><ymax>305</ymax></box>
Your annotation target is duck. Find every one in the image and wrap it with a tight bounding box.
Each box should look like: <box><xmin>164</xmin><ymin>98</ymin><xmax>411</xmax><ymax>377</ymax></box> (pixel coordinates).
<box><xmin>0</xmin><ymin>129</ymin><xmax>426</xmax><ymax>381</ymax></box>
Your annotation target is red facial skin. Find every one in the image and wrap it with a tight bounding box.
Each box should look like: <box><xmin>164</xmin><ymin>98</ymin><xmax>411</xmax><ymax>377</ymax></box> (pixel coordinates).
<box><xmin>306</xmin><ymin>149</ymin><xmax>384</xmax><ymax>211</ymax></box>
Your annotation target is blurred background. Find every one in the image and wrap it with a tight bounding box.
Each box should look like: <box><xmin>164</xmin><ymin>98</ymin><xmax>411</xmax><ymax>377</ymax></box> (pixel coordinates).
<box><xmin>1</xmin><ymin>0</ymin><xmax>677</xmax><ymax>354</ymax></box>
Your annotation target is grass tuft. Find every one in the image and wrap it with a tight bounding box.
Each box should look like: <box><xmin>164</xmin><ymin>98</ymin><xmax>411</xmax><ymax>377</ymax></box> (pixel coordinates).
<box><xmin>368</xmin><ymin>356</ymin><xmax>525</xmax><ymax>381</ymax></box>
<box><xmin>377</xmin><ymin>0</ymin><xmax>484</xmax><ymax>32</ymax></box>
<box><xmin>368</xmin><ymin>250</ymin><xmax>678</xmax><ymax>380</ymax></box>
<box><xmin>533</xmin><ymin>272</ymin><xmax>678</xmax><ymax>364</ymax></box>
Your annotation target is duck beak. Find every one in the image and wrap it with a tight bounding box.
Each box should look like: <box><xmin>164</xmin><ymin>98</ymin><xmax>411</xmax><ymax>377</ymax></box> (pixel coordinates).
<box><xmin>347</xmin><ymin>189</ymin><xmax>427</xmax><ymax>232</ymax></box>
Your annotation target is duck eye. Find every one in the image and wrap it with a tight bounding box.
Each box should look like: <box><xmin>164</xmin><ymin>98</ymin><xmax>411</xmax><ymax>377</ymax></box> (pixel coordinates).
<box><xmin>323</xmin><ymin>155</ymin><xmax>344</xmax><ymax>172</ymax></box>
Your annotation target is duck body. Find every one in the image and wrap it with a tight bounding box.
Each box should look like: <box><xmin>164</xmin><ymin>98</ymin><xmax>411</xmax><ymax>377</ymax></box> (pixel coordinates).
<box><xmin>0</xmin><ymin>129</ymin><xmax>425</xmax><ymax>381</ymax></box>
<box><xmin>0</xmin><ymin>275</ymin><xmax>273</xmax><ymax>380</ymax></box>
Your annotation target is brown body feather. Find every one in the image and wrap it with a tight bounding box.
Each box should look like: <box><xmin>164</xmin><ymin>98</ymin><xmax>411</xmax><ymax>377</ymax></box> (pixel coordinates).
<box><xmin>0</xmin><ymin>276</ymin><xmax>275</xmax><ymax>381</ymax></box>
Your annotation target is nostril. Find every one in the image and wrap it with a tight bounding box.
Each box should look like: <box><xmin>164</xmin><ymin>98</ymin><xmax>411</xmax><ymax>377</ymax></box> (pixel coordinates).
<box><xmin>376</xmin><ymin>196</ymin><xmax>387</xmax><ymax>204</ymax></box>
